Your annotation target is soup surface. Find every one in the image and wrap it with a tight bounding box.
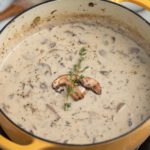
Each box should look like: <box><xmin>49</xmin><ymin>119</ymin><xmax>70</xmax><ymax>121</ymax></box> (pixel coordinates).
<box><xmin>0</xmin><ymin>21</ymin><xmax>150</xmax><ymax>144</ymax></box>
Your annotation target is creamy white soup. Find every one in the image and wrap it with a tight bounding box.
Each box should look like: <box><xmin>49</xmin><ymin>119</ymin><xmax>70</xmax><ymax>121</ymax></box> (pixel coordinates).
<box><xmin>0</xmin><ymin>21</ymin><xmax>150</xmax><ymax>144</ymax></box>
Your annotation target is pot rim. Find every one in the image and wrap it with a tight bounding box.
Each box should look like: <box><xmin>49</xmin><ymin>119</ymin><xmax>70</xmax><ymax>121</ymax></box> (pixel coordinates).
<box><xmin>0</xmin><ymin>0</ymin><xmax>150</xmax><ymax>147</ymax></box>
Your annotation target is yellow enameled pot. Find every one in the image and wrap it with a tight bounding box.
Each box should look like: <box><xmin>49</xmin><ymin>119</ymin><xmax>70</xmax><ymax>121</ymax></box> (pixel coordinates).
<box><xmin>0</xmin><ymin>0</ymin><xmax>150</xmax><ymax>150</ymax></box>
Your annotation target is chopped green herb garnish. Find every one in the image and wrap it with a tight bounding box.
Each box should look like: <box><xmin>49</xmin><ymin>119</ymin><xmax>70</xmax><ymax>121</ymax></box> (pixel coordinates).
<box><xmin>64</xmin><ymin>103</ymin><xmax>71</xmax><ymax>111</ymax></box>
<box><xmin>64</xmin><ymin>47</ymin><xmax>89</xmax><ymax>111</ymax></box>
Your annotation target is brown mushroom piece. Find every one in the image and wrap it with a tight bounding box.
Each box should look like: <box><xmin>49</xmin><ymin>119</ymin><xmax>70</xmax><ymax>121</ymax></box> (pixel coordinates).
<box><xmin>52</xmin><ymin>75</ymin><xmax>86</xmax><ymax>101</ymax></box>
<box><xmin>71</xmin><ymin>86</ymin><xmax>86</xmax><ymax>101</ymax></box>
<box><xmin>79</xmin><ymin>77</ymin><xmax>101</xmax><ymax>95</ymax></box>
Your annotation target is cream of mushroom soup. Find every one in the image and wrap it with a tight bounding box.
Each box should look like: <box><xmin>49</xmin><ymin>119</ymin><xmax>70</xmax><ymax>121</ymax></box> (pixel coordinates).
<box><xmin>0</xmin><ymin>20</ymin><xmax>150</xmax><ymax>144</ymax></box>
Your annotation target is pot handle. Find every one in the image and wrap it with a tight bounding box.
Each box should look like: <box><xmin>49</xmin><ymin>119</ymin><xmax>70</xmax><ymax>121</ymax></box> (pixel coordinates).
<box><xmin>0</xmin><ymin>134</ymin><xmax>51</xmax><ymax>150</ymax></box>
<box><xmin>111</xmin><ymin>0</ymin><xmax>150</xmax><ymax>10</ymax></box>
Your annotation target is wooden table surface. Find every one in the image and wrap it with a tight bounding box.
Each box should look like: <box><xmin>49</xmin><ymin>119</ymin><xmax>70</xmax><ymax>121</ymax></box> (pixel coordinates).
<box><xmin>0</xmin><ymin>0</ymin><xmax>47</xmax><ymax>21</ymax></box>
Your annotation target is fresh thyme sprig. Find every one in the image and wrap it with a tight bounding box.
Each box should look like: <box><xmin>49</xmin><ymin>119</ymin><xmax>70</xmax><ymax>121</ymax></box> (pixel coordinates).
<box><xmin>64</xmin><ymin>47</ymin><xmax>89</xmax><ymax>111</ymax></box>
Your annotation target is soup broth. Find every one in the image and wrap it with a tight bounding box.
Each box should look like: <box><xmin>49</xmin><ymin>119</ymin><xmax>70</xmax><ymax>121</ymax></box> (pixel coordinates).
<box><xmin>0</xmin><ymin>21</ymin><xmax>150</xmax><ymax>144</ymax></box>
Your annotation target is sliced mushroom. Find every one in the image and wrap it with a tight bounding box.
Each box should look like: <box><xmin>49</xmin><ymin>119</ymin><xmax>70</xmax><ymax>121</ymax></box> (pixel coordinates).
<box><xmin>52</xmin><ymin>75</ymin><xmax>86</xmax><ymax>101</ymax></box>
<box><xmin>52</xmin><ymin>75</ymin><xmax>72</xmax><ymax>90</ymax></box>
<box><xmin>79</xmin><ymin>77</ymin><xmax>101</xmax><ymax>95</ymax></box>
<box><xmin>71</xmin><ymin>86</ymin><xmax>86</xmax><ymax>101</ymax></box>
<box><xmin>52</xmin><ymin>74</ymin><xmax>101</xmax><ymax>100</ymax></box>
